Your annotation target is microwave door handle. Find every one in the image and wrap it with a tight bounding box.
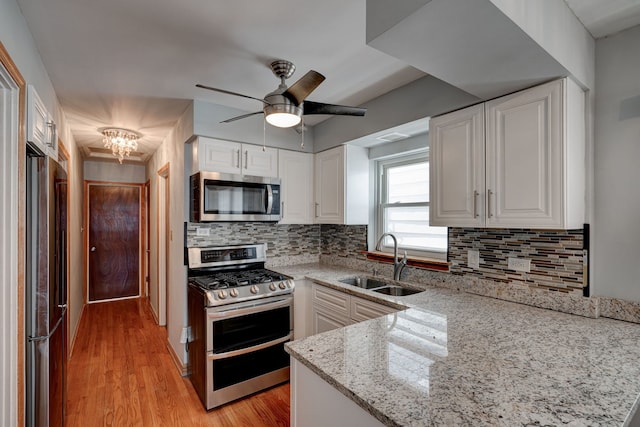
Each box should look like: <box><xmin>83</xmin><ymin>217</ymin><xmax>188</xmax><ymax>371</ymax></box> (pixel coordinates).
<box><xmin>266</xmin><ymin>184</ymin><xmax>273</xmax><ymax>214</ymax></box>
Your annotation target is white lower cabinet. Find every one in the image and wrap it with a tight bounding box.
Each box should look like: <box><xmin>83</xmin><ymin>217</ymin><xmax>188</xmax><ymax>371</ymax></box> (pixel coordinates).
<box><xmin>291</xmin><ymin>358</ymin><xmax>385</xmax><ymax>427</ymax></box>
<box><xmin>310</xmin><ymin>283</ymin><xmax>398</xmax><ymax>335</ymax></box>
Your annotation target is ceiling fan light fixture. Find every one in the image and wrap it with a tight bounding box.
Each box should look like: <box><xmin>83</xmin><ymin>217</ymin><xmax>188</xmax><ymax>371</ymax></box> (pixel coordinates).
<box><xmin>264</xmin><ymin>103</ymin><xmax>302</xmax><ymax>128</ymax></box>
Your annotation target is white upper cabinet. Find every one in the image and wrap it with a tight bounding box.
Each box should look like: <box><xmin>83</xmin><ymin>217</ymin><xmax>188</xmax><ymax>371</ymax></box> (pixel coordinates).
<box><xmin>192</xmin><ymin>136</ymin><xmax>278</xmax><ymax>177</ymax></box>
<box><xmin>314</xmin><ymin>145</ymin><xmax>368</xmax><ymax>225</ymax></box>
<box><xmin>278</xmin><ymin>150</ymin><xmax>314</xmax><ymax>224</ymax></box>
<box><xmin>27</xmin><ymin>85</ymin><xmax>57</xmax><ymax>157</ymax></box>
<box><xmin>430</xmin><ymin>103</ymin><xmax>485</xmax><ymax>226</ymax></box>
<box><xmin>430</xmin><ymin>78</ymin><xmax>585</xmax><ymax>229</ymax></box>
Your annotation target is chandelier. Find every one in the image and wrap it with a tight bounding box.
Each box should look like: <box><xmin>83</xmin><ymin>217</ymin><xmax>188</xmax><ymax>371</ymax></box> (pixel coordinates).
<box><xmin>102</xmin><ymin>128</ymin><xmax>140</xmax><ymax>163</ymax></box>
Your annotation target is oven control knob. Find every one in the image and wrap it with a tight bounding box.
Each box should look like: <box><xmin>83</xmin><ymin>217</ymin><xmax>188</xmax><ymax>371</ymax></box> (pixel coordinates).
<box><xmin>269</xmin><ymin>283</ymin><xmax>277</xmax><ymax>292</ymax></box>
<box><xmin>250</xmin><ymin>285</ymin><xmax>259</xmax><ymax>294</ymax></box>
<box><xmin>217</xmin><ymin>290</ymin><xmax>228</xmax><ymax>299</ymax></box>
<box><xmin>229</xmin><ymin>289</ymin><xmax>238</xmax><ymax>298</ymax></box>
<box><xmin>278</xmin><ymin>281</ymin><xmax>286</xmax><ymax>290</ymax></box>
<box><xmin>287</xmin><ymin>280</ymin><xmax>294</xmax><ymax>288</ymax></box>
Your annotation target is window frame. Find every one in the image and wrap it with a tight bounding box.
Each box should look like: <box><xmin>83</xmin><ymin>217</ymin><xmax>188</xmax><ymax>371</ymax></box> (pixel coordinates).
<box><xmin>373</xmin><ymin>150</ymin><xmax>447</xmax><ymax>260</ymax></box>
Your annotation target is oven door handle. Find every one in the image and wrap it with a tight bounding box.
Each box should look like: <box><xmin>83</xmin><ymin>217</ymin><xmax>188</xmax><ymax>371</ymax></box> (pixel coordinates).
<box><xmin>207</xmin><ymin>333</ymin><xmax>292</xmax><ymax>361</ymax></box>
<box><xmin>207</xmin><ymin>297</ymin><xmax>291</xmax><ymax>321</ymax></box>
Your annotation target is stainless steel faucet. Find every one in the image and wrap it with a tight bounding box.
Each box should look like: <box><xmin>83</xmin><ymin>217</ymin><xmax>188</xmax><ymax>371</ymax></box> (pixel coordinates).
<box><xmin>375</xmin><ymin>233</ymin><xmax>407</xmax><ymax>281</ymax></box>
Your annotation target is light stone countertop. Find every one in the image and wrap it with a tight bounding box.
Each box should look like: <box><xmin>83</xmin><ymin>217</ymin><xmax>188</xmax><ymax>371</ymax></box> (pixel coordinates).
<box><xmin>274</xmin><ymin>263</ymin><xmax>640</xmax><ymax>426</ymax></box>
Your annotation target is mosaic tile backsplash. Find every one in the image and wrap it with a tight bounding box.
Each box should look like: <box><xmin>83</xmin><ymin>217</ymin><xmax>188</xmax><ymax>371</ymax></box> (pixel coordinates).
<box><xmin>185</xmin><ymin>222</ymin><xmax>321</xmax><ymax>267</ymax></box>
<box><xmin>448</xmin><ymin>228</ymin><xmax>585</xmax><ymax>293</ymax></box>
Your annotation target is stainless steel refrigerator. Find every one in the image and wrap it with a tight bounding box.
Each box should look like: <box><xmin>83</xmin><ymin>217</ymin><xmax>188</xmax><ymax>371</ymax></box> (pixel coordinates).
<box><xmin>26</xmin><ymin>145</ymin><xmax>68</xmax><ymax>427</ymax></box>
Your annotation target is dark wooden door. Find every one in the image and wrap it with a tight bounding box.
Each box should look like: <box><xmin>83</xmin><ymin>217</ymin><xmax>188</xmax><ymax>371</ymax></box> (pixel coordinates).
<box><xmin>88</xmin><ymin>184</ymin><xmax>140</xmax><ymax>301</ymax></box>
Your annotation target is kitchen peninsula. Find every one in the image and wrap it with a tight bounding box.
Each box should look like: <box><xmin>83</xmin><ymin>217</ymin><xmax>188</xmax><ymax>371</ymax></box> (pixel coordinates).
<box><xmin>280</xmin><ymin>265</ymin><xmax>640</xmax><ymax>426</ymax></box>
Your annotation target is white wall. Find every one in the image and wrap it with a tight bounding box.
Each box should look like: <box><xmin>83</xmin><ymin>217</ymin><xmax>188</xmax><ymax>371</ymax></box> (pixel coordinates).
<box><xmin>146</xmin><ymin>104</ymin><xmax>190</xmax><ymax>369</ymax></box>
<box><xmin>593</xmin><ymin>24</ymin><xmax>640</xmax><ymax>302</ymax></box>
<box><xmin>84</xmin><ymin>160</ymin><xmax>146</xmax><ymax>183</ymax></box>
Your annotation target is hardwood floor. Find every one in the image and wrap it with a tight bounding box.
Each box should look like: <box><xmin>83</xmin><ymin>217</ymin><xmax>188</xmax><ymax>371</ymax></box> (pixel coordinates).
<box><xmin>66</xmin><ymin>298</ymin><xmax>290</xmax><ymax>426</ymax></box>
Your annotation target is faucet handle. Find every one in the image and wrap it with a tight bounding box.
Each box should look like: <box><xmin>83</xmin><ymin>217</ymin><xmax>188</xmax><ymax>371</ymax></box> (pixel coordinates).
<box><xmin>402</xmin><ymin>250</ymin><xmax>408</xmax><ymax>264</ymax></box>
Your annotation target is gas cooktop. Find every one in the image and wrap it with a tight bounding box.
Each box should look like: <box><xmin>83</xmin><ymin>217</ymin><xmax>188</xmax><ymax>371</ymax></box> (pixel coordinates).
<box><xmin>187</xmin><ymin>244</ymin><xmax>294</xmax><ymax>307</ymax></box>
<box><xmin>193</xmin><ymin>269</ymin><xmax>289</xmax><ymax>290</ymax></box>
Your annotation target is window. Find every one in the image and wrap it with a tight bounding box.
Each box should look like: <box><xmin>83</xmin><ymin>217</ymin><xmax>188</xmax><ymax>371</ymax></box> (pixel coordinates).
<box><xmin>374</xmin><ymin>152</ymin><xmax>447</xmax><ymax>259</ymax></box>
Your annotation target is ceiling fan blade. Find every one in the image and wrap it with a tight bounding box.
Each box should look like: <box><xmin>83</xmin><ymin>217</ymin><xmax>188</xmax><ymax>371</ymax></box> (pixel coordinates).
<box><xmin>303</xmin><ymin>101</ymin><xmax>367</xmax><ymax>117</ymax></box>
<box><xmin>221</xmin><ymin>111</ymin><xmax>264</xmax><ymax>123</ymax></box>
<box><xmin>196</xmin><ymin>84</ymin><xmax>268</xmax><ymax>104</ymax></box>
<box><xmin>283</xmin><ymin>71</ymin><xmax>326</xmax><ymax>105</ymax></box>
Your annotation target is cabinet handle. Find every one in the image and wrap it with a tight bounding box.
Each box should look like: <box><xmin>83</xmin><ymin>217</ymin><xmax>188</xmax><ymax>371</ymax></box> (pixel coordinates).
<box><xmin>487</xmin><ymin>190</ymin><xmax>493</xmax><ymax>218</ymax></box>
<box><xmin>315</xmin><ymin>202</ymin><xmax>319</xmax><ymax>218</ymax></box>
<box><xmin>281</xmin><ymin>202</ymin><xmax>284</xmax><ymax>218</ymax></box>
<box><xmin>244</xmin><ymin>150</ymin><xmax>248</xmax><ymax>169</ymax></box>
<box><xmin>473</xmin><ymin>190</ymin><xmax>479</xmax><ymax>218</ymax></box>
<box><xmin>46</xmin><ymin>120</ymin><xmax>56</xmax><ymax>147</ymax></box>
<box><xmin>236</xmin><ymin>149</ymin><xmax>240</xmax><ymax>168</ymax></box>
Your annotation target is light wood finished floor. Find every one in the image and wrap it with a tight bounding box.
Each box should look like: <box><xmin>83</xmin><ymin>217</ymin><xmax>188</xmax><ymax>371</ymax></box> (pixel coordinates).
<box><xmin>66</xmin><ymin>298</ymin><xmax>290</xmax><ymax>426</ymax></box>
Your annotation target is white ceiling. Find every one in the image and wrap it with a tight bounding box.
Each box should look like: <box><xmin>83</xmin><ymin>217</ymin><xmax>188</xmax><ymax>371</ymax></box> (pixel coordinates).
<box><xmin>15</xmin><ymin>0</ymin><xmax>640</xmax><ymax>161</ymax></box>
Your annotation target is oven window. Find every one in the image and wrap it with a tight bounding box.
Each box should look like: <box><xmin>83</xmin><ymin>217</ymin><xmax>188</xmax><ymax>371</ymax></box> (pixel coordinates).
<box><xmin>212</xmin><ymin>341</ymin><xmax>289</xmax><ymax>390</ymax></box>
<box><xmin>203</xmin><ymin>181</ymin><xmax>267</xmax><ymax>215</ymax></box>
<box><xmin>211</xmin><ymin>306</ymin><xmax>290</xmax><ymax>354</ymax></box>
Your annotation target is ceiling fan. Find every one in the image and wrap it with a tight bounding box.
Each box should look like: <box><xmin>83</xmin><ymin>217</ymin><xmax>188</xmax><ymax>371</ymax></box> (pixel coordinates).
<box><xmin>196</xmin><ymin>60</ymin><xmax>367</xmax><ymax>128</ymax></box>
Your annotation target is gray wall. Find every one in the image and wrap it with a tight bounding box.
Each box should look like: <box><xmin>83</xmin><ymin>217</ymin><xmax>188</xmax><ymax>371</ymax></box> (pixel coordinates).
<box><xmin>593</xmin><ymin>24</ymin><xmax>640</xmax><ymax>302</ymax></box>
<box><xmin>84</xmin><ymin>160</ymin><xmax>147</xmax><ymax>183</ymax></box>
<box><xmin>313</xmin><ymin>75</ymin><xmax>478</xmax><ymax>152</ymax></box>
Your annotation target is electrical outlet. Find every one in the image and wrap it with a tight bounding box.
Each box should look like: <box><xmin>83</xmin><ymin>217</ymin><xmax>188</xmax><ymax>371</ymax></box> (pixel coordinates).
<box><xmin>468</xmin><ymin>250</ymin><xmax>480</xmax><ymax>269</ymax></box>
<box><xmin>508</xmin><ymin>257</ymin><xmax>531</xmax><ymax>272</ymax></box>
<box><xmin>196</xmin><ymin>227</ymin><xmax>210</xmax><ymax>236</ymax></box>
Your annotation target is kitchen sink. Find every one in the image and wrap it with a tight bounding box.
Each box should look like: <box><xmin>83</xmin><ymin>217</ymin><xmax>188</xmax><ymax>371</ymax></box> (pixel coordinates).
<box><xmin>339</xmin><ymin>277</ymin><xmax>423</xmax><ymax>296</ymax></box>
<box><xmin>339</xmin><ymin>276</ymin><xmax>391</xmax><ymax>289</ymax></box>
<box><xmin>372</xmin><ymin>286</ymin><xmax>423</xmax><ymax>296</ymax></box>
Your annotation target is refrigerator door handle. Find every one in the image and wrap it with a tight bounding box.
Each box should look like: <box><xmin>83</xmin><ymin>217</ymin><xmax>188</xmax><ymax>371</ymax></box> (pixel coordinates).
<box><xmin>28</xmin><ymin>308</ymin><xmax>66</xmax><ymax>342</ymax></box>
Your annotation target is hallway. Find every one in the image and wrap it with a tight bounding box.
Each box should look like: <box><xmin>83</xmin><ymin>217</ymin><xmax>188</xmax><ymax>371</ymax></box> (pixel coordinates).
<box><xmin>66</xmin><ymin>298</ymin><xmax>290</xmax><ymax>426</ymax></box>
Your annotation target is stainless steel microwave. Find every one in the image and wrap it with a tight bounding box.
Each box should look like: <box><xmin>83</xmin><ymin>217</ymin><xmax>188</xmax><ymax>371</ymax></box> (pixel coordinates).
<box><xmin>190</xmin><ymin>172</ymin><xmax>281</xmax><ymax>222</ymax></box>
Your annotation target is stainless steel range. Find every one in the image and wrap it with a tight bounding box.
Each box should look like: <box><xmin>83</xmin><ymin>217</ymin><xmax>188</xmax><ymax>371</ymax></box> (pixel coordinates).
<box><xmin>186</xmin><ymin>244</ymin><xmax>294</xmax><ymax>410</ymax></box>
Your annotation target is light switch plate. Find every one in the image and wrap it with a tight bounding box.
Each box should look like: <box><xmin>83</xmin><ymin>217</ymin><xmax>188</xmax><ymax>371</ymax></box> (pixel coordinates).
<box><xmin>196</xmin><ymin>227</ymin><xmax>210</xmax><ymax>236</ymax></box>
<box><xmin>508</xmin><ymin>257</ymin><xmax>531</xmax><ymax>272</ymax></box>
<box><xmin>468</xmin><ymin>250</ymin><xmax>480</xmax><ymax>269</ymax></box>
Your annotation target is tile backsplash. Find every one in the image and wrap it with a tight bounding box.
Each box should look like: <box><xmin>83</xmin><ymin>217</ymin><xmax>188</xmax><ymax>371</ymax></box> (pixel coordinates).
<box><xmin>448</xmin><ymin>228</ymin><xmax>585</xmax><ymax>293</ymax></box>
<box><xmin>185</xmin><ymin>222</ymin><xmax>321</xmax><ymax>267</ymax></box>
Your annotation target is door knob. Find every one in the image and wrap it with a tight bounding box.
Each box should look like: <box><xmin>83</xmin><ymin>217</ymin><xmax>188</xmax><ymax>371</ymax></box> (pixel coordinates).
<box><xmin>90</xmin><ymin>246</ymin><xmax>96</xmax><ymax>252</ymax></box>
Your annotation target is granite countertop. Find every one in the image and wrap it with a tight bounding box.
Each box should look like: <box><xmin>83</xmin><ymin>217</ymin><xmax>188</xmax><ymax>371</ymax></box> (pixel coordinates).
<box><xmin>274</xmin><ymin>263</ymin><xmax>640</xmax><ymax>426</ymax></box>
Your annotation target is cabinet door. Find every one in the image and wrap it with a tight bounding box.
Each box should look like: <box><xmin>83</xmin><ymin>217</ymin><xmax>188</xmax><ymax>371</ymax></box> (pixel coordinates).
<box><xmin>485</xmin><ymin>79</ymin><xmax>562</xmax><ymax>228</ymax></box>
<box><xmin>314</xmin><ymin>146</ymin><xmax>345</xmax><ymax>224</ymax></box>
<box><xmin>243</xmin><ymin>144</ymin><xmax>278</xmax><ymax>177</ymax></box>
<box><xmin>311</xmin><ymin>284</ymin><xmax>350</xmax><ymax>316</ymax></box>
<box><xmin>279</xmin><ymin>150</ymin><xmax>314</xmax><ymax>224</ymax></box>
<box><xmin>27</xmin><ymin>85</ymin><xmax>51</xmax><ymax>154</ymax></box>
<box><xmin>311</xmin><ymin>304</ymin><xmax>351</xmax><ymax>335</ymax></box>
<box><xmin>429</xmin><ymin>103</ymin><xmax>485</xmax><ymax>227</ymax></box>
<box><xmin>195</xmin><ymin>137</ymin><xmax>241</xmax><ymax>174</ymax></box>
<box><xmin>350</xmin><ymin>296</ymin><xmax>397</xmax><ymax>322</ymax></box>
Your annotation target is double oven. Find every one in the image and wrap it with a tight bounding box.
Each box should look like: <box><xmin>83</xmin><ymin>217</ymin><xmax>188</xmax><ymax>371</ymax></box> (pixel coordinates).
<box><xmin>187</xmin><ymin>244</ymin><xmax>294</xmax><ymax>410</ymax></box>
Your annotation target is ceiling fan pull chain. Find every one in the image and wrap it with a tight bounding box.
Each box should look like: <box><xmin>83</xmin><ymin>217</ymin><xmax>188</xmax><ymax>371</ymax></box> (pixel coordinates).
<box><xmin>300</xmin><ymin>117</ymin><xmax>305</xmax><ymax>150</ymax></box>
<box><xmin>263</xmin><ymin>116</ymin><xmax>266</xmax><ymax>152</ymax></box>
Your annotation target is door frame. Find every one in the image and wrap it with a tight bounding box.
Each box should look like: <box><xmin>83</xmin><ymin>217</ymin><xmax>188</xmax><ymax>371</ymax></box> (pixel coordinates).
<box><xmin>83</xmin><ymin>180</ymin><xmax>143</xmax><ymax>303</ymax></box>
<box><xmin>157</xmin><ymin>163</ymin><xmax>170</xmax><ymax>327</ymax></box>
<box><xmin>0</xmin><ymin>41</ymin><xmax>26</xmax><ymax>427</ymax></box>
<box><xmin>143</xmin><ymin>180</ymin><xmax>150</xmax><ymax>298</ymax></box>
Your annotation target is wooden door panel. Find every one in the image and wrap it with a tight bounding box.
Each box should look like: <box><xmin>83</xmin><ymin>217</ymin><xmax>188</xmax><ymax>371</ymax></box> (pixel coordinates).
<box><xmin>88</xmin><ymin>185</ymin><xmax>140</xmax><ymax>301</ymax></box>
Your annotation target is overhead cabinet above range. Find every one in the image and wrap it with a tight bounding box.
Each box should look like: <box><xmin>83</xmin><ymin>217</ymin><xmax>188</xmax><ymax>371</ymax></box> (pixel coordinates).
<box><xmin>429</xmin><ymin>78</ymin><xmax>585</xmax><ymax>229</ymax></box>
<box><xmin>192</xmin><ymin>136</ymin><xmax>278</xmax><ymax>178</ymax></box>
